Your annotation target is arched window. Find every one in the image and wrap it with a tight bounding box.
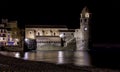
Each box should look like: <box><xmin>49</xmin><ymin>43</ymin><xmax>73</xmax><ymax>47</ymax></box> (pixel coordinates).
<box><xmin>84</xmin><ymin>19</ymin><xmax>87</xmax><ymax>22</ymax></box>
<box><xmin>3</xmin><ymin>38</ymin><xmax>5</xmax><ymax>40</ymax></box>
<box><xmin>63</xmin><ymin>33</ymin><xmax>65</xmax><ymax>35</ymax></box>
<box><xmin>42</xmin><ymin>30</ymin><xmax>44</xmax><ymax>35</ymax></box>
<box><xmin>38</xmin><ymin>32</ymin><xmax>40</xmax><ymax>36</ymax></box>
<box><xmin>71</xmin><ymin>33</ymin><xmax>73</xmax><ymax>35</ymax></box>
<box><xmin>29</xmin><ymin>31</ymin><xmax>32</xmax><ymax>34</ymax></box>
<box><xmin>54</xmin><ymin>33</ymin><xmax>56</xmax><ymax>36</ymax></box>
<box><xmin>50</xmin><ymin>30</ymin><xmax>52</xmax><ymax>36</ymax></box>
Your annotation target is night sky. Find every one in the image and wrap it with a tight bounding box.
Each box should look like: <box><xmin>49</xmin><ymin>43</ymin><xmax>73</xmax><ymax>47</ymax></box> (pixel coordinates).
<box><xmin>0</xmin><ymin>0</ymin><xmax>119</xmax><ymax>44</ymax></box>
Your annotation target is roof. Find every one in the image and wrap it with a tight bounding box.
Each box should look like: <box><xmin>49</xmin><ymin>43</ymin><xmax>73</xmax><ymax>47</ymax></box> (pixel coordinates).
<box><xmin>59</xmin><ymin>29</ymin><xmax>75</xmax><ymax>32</ymax></box>
<box><xmin>25</xmin><ymin>25</ymin><xmax>67</xmax><ymax>28</ymax></box>
<box><xmin>81</xmin><ymin>6</ymin><xmax>89</xmax><ymax>14</ymax></box>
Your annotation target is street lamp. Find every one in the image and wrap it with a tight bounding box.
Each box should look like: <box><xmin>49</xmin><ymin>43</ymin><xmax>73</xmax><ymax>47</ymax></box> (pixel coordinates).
<box><xmin>25</xmin><ymin>38</ymin><xmax>28</xmax><ymax>42</ymax></box>
<box><xmin>59</xmin><ymin>33</ymin><xmax>65</xmax><ymax>47</ymax></box>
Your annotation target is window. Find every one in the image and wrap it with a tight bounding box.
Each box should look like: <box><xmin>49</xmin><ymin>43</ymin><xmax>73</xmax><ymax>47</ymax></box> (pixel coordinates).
<box><xmin>46</xmin><ymin>32</ymin><xmax>48</xmax><ymax>34</ymax></box>
<box><xmin>1</xmin><ymin>34</ymin><xmax>2</xmax><ymax>36</ymax></box>
<box><xmin>38</xmin><ymin>32</ymin><xmax>40</xmax><ymax>36</ymax></box>
<box><xmin>2</xmin><ymin>30</ymin><xmax>4</xmax><ymax>33</ymax></box>
<box><xmin>4</xmin><ymin>30</ymin><xmax>6</xmax><ymax>33</ymax></box>
<box><xmin>30</xmin><ymin>31</ymin><xmax>32</xmax><ymax>34</ymax></box>
<box><xmin>80</xmin><ymin>19</ymin><xmax>82</xmax><ymax>23</ymax></box>
<box><xmin>3</xmin><ymin>38</ymin><xmax>5</xmax><ymax>40</ymax></box>
<box><xmin>84</xmin><ymin>19</ymin><xmax>87</xmax><ymax>22</ymax></box>
<box><xmin>50</xmin><ymin>30</ymin><xmax>52</xmax><ymax>33</ymax></box>
<box><xmin>1</xmin><ymin>29</ymin><xmax>3</xmax><ymax>33</ymax></box>
<box><xmin>71</xmin><ymin>33</ymin><xmax>73</xmax><ymax>35</ymax></box>
<box><xmin>54</xmin><ymin>33</ymin><xmax>56</xmax><ymax>36</ymax></box>
<box><xmin>3</xmin><ymin>34</ymin><xmax>6</xmax><ymax>37</ymax></box>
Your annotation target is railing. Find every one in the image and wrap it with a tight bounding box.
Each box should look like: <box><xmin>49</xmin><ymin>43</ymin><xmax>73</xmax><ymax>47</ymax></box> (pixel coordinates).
<box><xmin>65</xmin><ymin>37</ymin><xmax>75</xmax><ymax>47</ymax></box>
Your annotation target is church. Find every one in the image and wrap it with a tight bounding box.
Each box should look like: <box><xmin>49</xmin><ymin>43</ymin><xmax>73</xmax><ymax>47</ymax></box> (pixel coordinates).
<box><xmin>25</xmin><ymin>6</ymin><xmax>91</xmax><ymax>50</ymax></box>
<box><xmin>25</xmin><ymin>25</ymin><xmax>75</xmax><ymax>50</ymax></box>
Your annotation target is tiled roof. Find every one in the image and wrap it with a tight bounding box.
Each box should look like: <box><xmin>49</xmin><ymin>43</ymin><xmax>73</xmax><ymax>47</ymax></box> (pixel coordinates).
<box><xmin>25</xmin><ymin>25</ymin><xmax>67</xmax><ymax>28</ymax></box>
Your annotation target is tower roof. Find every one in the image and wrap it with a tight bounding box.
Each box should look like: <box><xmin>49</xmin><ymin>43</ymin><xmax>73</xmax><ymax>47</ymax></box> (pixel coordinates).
<box><xmin>81</xmin><ymin>6</ymin><xmax>89</xmax><ymax>14</ymax></box>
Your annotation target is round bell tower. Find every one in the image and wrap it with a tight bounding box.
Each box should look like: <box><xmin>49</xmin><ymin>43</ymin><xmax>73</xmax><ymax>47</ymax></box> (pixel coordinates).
<box><xmin>80</xmin><ymin>6</ymin><xmax>91</xmax><ymax>50</ymax></box>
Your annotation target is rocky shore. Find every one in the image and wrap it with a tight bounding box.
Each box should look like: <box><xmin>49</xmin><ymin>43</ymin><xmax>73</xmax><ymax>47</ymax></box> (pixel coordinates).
<box><xmin>0</xmin><ymin>54</ymin><xmax>119</xmax><ymax>72</ymax></box>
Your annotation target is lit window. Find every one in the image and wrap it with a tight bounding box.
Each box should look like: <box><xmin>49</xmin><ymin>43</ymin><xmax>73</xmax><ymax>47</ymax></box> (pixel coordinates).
<box><xmin>85</xmin><ymin>13</ymin><xmax>89</xmax><ymax>18</ymax></box>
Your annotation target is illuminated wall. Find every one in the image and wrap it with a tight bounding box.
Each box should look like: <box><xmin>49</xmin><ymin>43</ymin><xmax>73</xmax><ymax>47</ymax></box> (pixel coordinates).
<box><xmin>74</xmin><ymin>7</ymin><xmax>90</xmax><ymax>50</ymax></box>
<box><xmin>25</xmin><ymin>26</ymin><xmax>75</xmax><ymax>47</ymax></box>
<box><xmin>25</xmin><ymin>27</ymin><xmax>68</xmax><ymax>39</ymax></box>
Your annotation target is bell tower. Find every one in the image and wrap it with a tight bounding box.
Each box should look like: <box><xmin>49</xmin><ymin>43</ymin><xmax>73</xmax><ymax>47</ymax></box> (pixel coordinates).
<box><xmin>80</xmin><ymin>6</ymin><xmax>91</xmax><ymax>50</ymax></box>
<box><xmin>74</xmin><ymin>7</ymin><xmax>91</xmax><ymax>66</ymax></box>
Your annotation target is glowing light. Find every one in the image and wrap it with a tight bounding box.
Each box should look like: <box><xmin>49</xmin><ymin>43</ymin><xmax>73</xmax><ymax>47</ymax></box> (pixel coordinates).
<box><xmin>25</xmin><ymin>38</ymin><xmax>28</xmax><ymax>42</ymax></box>
<box><xmin>15</xmin><ymin>52</ymin><xmax>20</xmax><ymax>58</ymax></box>
<box><xmin>59</xmin><ymin>33</ymin><xmax>64</xmax><ymax>38</ymax></box>
<box><xmin>15</xmin><ymin>38</ymin><xmax>19</xmax><ymax>41</ymax></box>
<box><xmin>84</xmin><ymin>28</ymin><xmax>87</xmax><ymax>30</ymax></box>
<box><xmin>23</xmin><ymin>52</ymin><xmax>28</xmax><ymax>60</ymax></box>
<box><xmin>85</xmin><ymin>13</ymin><xmax>89</xmax><ymax>18</ymax></box>
<box><xmin>58</xmin><ymin>51</ymin><xmax>64</xmax><ymax>64</ymax></box>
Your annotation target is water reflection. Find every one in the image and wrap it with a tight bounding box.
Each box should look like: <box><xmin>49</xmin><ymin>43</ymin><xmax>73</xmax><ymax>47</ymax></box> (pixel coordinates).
<box><xmin>0</xmin><ymin>50</ymin><xmax>90</xmax><ymax>66</ymax></box>
<box><xmin>58</xmin><ymin>51</ymin><xmax>64</xmax><ymax>64</ymax></box>
<box><xmin>15</xmin><ymin>52</ymin><xmax>20</xmax><ymax>58</ymax></box>
<box><xmin>74</xmin><ymin>51</ymin><xmax>90</xmax><ymax>66</ymax></box>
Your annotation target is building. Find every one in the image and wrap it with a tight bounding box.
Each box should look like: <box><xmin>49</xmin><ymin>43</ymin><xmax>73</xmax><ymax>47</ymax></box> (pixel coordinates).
<box><xmin>25</xmin><ymin>25</ymin><xmax>75</xmax><ymax>50</ymax></box>
<box><xmin>0</xmin><ymin>6</ymin><xmax>91</xmax><ymax>51</ymax></box>
<box><xmin>0</xmin><ymin>19</ymin><xmax>20</xmax><ymax>47</ymax></box>
<box><xmin>74</xmin><ymin>7</ymin><xmax>91</xmax><ymax>50</ymax></box>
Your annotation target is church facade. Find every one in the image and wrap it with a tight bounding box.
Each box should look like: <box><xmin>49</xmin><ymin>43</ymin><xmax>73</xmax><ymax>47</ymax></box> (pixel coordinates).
<box><xmin>25</xmin><ymin>25</ymin><xmax>75</xmax><ymax>49</ymax></box>
<box><xmin>25</xmin><ymin>6</ymin><xmax>91</xmax><ymax>50</ymax></box>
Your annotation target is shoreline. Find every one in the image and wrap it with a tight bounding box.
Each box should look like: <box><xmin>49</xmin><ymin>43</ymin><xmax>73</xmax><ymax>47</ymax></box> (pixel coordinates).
<box><xmin>0</xmin><ymin>53</ymin><xmax>119</xmax><ymax>72</ymax></box>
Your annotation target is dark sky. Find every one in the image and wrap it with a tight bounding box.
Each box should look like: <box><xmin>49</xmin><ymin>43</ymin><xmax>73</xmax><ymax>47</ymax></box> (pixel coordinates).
<box><xmin>0</xmin><ymin>0</ymin><xmax>119</xmax><ymax>43</ymax></box>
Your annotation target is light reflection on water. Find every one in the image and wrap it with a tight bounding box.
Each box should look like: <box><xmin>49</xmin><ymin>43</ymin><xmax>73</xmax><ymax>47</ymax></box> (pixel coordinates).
<box><xmin>0</xmin><ymin>50</ymin><xmax>90</xmax><ymax>66</ymax></box>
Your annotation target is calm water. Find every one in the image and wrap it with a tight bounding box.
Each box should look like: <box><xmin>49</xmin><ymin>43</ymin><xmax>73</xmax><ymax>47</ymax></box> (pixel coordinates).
<box><xmin>0</xmin><ymin>47</ymin><xmax>120</xmax><ymax>69</ymax></box>
<box><xmin>0</xmin><ymin>50</ymin><xmax>90</xmax><ymax>66</ymax></box>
